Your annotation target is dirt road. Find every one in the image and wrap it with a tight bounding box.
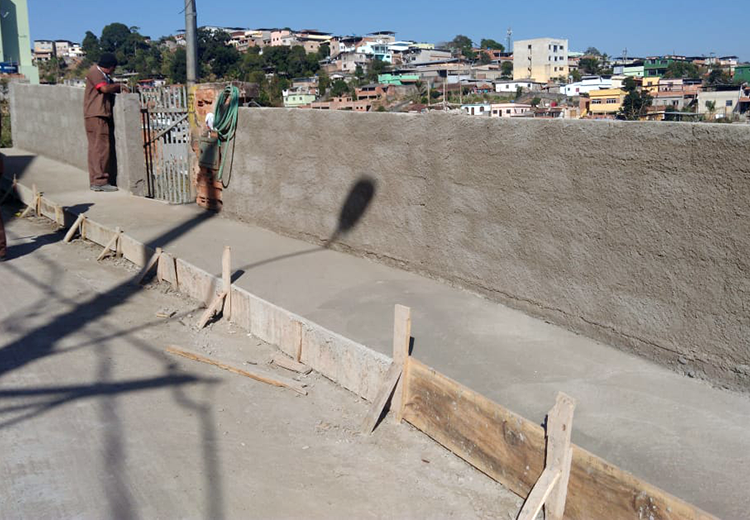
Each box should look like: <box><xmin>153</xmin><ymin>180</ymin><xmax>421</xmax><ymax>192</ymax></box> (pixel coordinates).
<box><xmin>0</xmin><ymin>208</ymin><xmax>521</xmax><ymax>519</ymax></box>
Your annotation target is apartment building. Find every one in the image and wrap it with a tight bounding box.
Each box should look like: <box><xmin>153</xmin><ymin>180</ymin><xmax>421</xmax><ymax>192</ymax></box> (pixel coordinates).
<box><xmin>513</xmin><ymin>37</ymin><xmax>569</xmax><ymax>83</ymax></box>
<box><xmin>587</xmin><ymin>88</ymin><xmax>626</xmax><ymax>117</ymax></box>
<box><xmin>33</xmin><ymin>40</ymin><xmax>55</xmax><ymax>61</ymax></box>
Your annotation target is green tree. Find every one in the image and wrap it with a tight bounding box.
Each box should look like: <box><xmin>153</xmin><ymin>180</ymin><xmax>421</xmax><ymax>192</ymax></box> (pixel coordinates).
<box><xmin>501</xmin><ymin>61</ymin><xmax>513</xmax><ymax>78</ymax></box>
<box><xmin>705</xmin><ymin>66</ymin><xmax>732</xmax><ymax>87</ymax></box>
<box><xmin>330</xmin><ymin>79</ymin><xmax>349</xmax><ymax>97</ymax></box>
<box><xmin>317</xmin><ymin>43</ymin><xmax>330</xmax><ymax>59</ymax></box>
<box><xmin>619</xmin><ymin>78</ymin><xmax>653</xmax><ymax>120</ymax></box>
<box><xmin>449</xmin><ymin>35</ymin><xmax>475</xmax><ymax>60</ymax></box>
<box><xmin>100</xmin><ymin>23</ymin><xmax>131</xmax><ymax>53</ymax></box>
<box><xmin>479</xmin><ymin>52</ymin><xmax>492</xmax><ymax>65</ymax></box>
<box><xmin>570</xmin><ymin>69</ymin><xmax>582</xmax><ymax>82</ymax></box>
<box><xmin>663</xmin><ymin>61</ymin><xmax>700</xmax><ymax>79</ymax></box>
<box><xmin>585</xmin><ymin>47</ymin><xmax>602</xmax><ymax>56</ymax></box>
<box><xmin>530</xmin><ymin>96</ymin><xmax>542</xmax><ymax>107</ymax></box>
<box><xmin>479</xmin><ymin>38</ymin><xmax>504</xmax><ymax>51</ymax></box>
<box><xmin>82</xmin><ymin>30</ymin><xmax>101</xmax><ymax>63</ymax></box>
<box><xmin>318</xmin><ymin>70</ymin><xmax>330</xmax><ymax>96</ymax></box>
<box><xmin>168</xmin><ymin>48</ymin><xmax>187</xmax><ymax>84</ymax></box>
<box><xmin>367</xmin><ymin>58</ymin><xmax>389</xmax><ymax>82</ymax></box>
<box><xmin>579</xmin><ymin>57</ymin><xmax>601</xmax><ymax>75</ymax></box>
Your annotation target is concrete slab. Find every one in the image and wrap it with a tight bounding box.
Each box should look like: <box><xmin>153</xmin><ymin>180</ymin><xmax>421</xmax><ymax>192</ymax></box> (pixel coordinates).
<box><xmin>3</xmin><ymin>148</ymin><xmax>749</xmax><ymax>519</ymax></box>
<box><xmin>0</xmin><ymin>210</ymin><xmax>522</xmax><ymax>519</ymax></box>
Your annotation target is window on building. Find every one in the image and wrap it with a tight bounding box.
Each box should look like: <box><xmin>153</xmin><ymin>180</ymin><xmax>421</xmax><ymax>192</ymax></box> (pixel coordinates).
<box><xmin>606</xmin><ymin>98</ymin><xmax>618</xmax><ymax>104</ymax></box>
<box><xmin>726</xmin><ymin>100</ymin><xmax>733</xmax><ymax>107</ymax></box>
<box><xmin>592</xmin><ymin>99</ymin><xmax>603</xmax><ymax>104</ymax></box>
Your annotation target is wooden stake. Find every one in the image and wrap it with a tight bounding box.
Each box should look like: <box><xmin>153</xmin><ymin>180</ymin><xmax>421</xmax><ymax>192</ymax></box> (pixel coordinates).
<box><xmin>166</xmin><ymin>346</ymin><xmax>307</xmax><ymax>395</ymax></box>
<box><xmin>390</xmin><ymin>304</ymin><xmax>411</xmax><ymax>422</ymax></box>
<box><xmin>517</xmin><ymin>392</ymin><xmax>576</xmax><ymax>520</ymax></box>
<box><xmin>222</xmin><ymin>246</ymin><xmax>232</xmax><ymax>321</ymax></box>
<box><xmin>544</xmin><ymin>393</ymin><xmax>576</xmax><ymax>520</ymax></box>
<box><xmin>63</xmin><ymin>214</ymin><xmax>85</xmax><ymax>243</ymax></box>
<box><xmin>96</xmin><ymin>228</ymin><xmax>121</xmax><ymax>261</ymax></box>
<box><xmin>115</xmin><ymin>227</ymin><xmax>123</xmax><ymax>258</ymax></box>
<box><xmin>196</xmin><ymin>290</ymin><xmax>227</xmax><ymax>329</ymax></box>
<box><xmin>137</xmin><ymin>247</ymin><xmax>162</xmax><ymax>284</ymax></box>
<box><xmin>294</xmin><ymin>321</ymin><xmax>303</xmax><ymax>363</ymax></box>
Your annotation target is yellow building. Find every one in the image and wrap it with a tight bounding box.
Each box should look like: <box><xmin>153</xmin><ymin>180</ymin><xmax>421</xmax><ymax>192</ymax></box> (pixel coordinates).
<box><xmin>643</xmin><ymin>77</ymin><xmax>660</xmax><ymax>94</ymax></box>
<box><xmin>588</xmin><ymin>88</ymin><xmax>627</xmax><ymax>117</ymax></box>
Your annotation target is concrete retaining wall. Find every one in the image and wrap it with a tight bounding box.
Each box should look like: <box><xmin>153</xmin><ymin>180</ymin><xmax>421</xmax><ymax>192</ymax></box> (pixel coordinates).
<box><xmin>223</xmin><ymin>108</ymin><xmax>750</xmax><ymax>390</ymax></box>
<box><xmin>9</xmin><ymin>83</ymin><xmax>146</xmax><ymax>195</ymax></box>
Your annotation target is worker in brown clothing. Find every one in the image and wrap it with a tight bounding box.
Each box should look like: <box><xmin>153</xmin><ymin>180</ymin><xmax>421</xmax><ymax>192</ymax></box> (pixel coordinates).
<box><xmin>84</xmin><ymin>53</ymin><xmax>127</xmax><ymax>192</ymax></box>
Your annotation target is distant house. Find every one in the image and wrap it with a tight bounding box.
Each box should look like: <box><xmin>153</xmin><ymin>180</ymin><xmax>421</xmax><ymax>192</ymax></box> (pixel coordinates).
<box><xmin>461</xmin><ymin>103</ymin><xmax>491</xmax><ymax>116</ymax></box>
<box><xmin>586</xmin><ymin>88</ymin><xmax>627</xmax><ymax>118</ymax></box>
<box><xmin>283</xmin><ymin>90</ymin><xmax>317</xmax><ymax>108</ymax></box>
<box><xmin>564</xmin><ymin>75</ymin><xmax>613</xmax><ymax>97</ymax></box>
<box><xmin>494</xmin><ymin>80</ymin><xmax>544</xmax><ymax>93</ymax></box>
<box><xmin>378</xmin><ymin>73</ymin><xmax>420</xmax><ymax>85</ymax></box>
<box><xmin>309</xmin><ymin>96</ymin><xmax>372</xmax><ymax>112</ymax></box>
<box><xmin>355</xmin><ymin>83</ymin><xmax>396</xmax><ymax>101</ymax></box>
<box><xmin>490</xmin><ymin>103</ymin><xmax>533</xmax><ymax>118</ymax></box>
<box><xmin>734</xmin><ymin>64</ymin><xmax>750</xmax><ymax>83</ymax></box>
<box><xmin>697</xmin><ymin>88</ymin><xmax>742</xmax><ymax>119</ymax></box>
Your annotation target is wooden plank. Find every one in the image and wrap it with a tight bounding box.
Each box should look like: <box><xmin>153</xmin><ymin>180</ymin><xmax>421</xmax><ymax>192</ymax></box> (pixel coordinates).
<box><xmin>401</xmin><ymin>359</ymin><xmax>718</xmax><ymax>520</ymax></box>
<box><xmin>390</xmin><ymin>304</ymin><xmax>411</xmax><ymax>422</ymax></box>
<box><xmin>361</xmin><ymin>361</ymin><xmax>402</xmax><ymax>434</ymax></box>
<box><xmin>166</xmin><ymin>346</ymin><xmax>307</xmax><ymax>395</ymax></box>
<box><xmin>196</xmin><ymin>290</ymin><xmax>227</xmax><ymax>329</ymax></box>
<box><xmin>222</xmin><ymin>246</ymin><xmax>232</xmax><ymax>321</ymax></box>
<box><xmin>271</xmin><ymin>352</ymin><xmax>312</xmax><ymax>374</ymax></box>
<box><xmin>518</xmin><ymin>466</ymin><xmax>561</xmax><ymax>520</ymax></box>
<box><xmin>137</xmin><ymin>247</ymin><xmax>162</xmax><ymax>284</ymax></box>
<box><xmin>546</xmin><ymin>393</ymin><xmax>576</xmax><ymax>520</ymax></box>
<box><xmin>294</xmin><ymin>320</ymin><xmax>303</xmax><ymax>362</ymax></box>
<box><xmin>63</xmin><ymin>214</ymin><xmax>85</xmax><ymax>243</ymax></box>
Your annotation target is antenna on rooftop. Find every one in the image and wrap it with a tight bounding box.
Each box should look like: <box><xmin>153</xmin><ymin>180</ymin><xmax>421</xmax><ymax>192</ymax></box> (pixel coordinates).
<box><xmin>506</xmin><ymin>27</ymin><xmax>512</xmax><ymax>52</ymax></box>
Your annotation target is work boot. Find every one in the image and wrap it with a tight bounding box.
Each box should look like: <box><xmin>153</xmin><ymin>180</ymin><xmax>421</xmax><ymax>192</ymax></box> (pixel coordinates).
<box><xmin>90</xmin><ymin>184</ymin><xmax>118</xmax><ymax>192</ymax></box>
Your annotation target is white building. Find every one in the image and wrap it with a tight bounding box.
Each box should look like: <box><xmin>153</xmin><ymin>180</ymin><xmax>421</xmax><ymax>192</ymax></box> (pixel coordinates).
<box><xmin>490</xmin><ymin>103</ymin><xmax>533</xmax><ymax>118</ymax></box>
<box><xmin>461</xmin><ymin>103</ymin><xmax>491</xmax><ymax>116</ymax></box>
<box><xmin>494</xmin><ymin>80</ymin><xmax>545</xmax><ymax>93</ymax></box>
<box><xmin>697</xmin><ymin>89</ymin><xmax>742</xmax><ymax>119</ymax></box>
<box><xmin>564</xmin><ymin>75</ymin><xmax>613</xmax><ymax>97</ymax></box>
<box><xmin>513</xmin><ymin>37</ymin><xmax>569</xmax><ymax>83</ymax></box>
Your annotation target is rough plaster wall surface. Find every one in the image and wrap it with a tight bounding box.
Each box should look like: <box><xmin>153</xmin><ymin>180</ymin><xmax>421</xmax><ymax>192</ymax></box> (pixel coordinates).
<box><xmin>10</xmin><ymin>83</ymin><xmax>87</xmax><ymax>171</ymax></box>
<box><xmin>224</xmin><ymin>108</ymin><xmax>750</xmax><ymax>390</ymax></box>
<box><xmin>10</xmin><ymin>84</ymin><xmax>146</xmax><ymax>194</ymax></box>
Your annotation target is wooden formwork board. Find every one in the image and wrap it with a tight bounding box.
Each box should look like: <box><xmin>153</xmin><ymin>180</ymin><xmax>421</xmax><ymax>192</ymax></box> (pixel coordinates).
<box><xmin>401</xmin><ymin>359</ymin><xmax>718</xmax><ymax>520</ymax></box>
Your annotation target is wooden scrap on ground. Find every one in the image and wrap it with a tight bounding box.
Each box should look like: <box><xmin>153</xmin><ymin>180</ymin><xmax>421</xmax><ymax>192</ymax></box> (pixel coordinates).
<box><xmin>166</xmin><ymin>345</ymin><xmax>307</xmax><ymax>395</ymax></box>
<box><xmin>271</xmin><ymin>352</ymin><xmax>312</xmax><ymax>375</ymax></box>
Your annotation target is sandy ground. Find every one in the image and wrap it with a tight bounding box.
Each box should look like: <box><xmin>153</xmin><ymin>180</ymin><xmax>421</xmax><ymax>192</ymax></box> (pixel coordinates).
<box><xmin>0</xmin><ymin>207</ymin><xmax>522</xmax><ymax>519</ymax></box>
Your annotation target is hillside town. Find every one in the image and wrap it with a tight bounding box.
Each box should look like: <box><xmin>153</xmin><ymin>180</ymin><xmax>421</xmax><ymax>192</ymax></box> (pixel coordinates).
<box><xmin>14</xmin><ymin>26</ymin><xmax>750</xmax><ymax>123</ymax></box>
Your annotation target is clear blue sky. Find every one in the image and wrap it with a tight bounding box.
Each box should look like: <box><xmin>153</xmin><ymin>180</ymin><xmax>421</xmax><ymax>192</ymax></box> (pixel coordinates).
<box><xmin>29</xmin><ymin>0</ymin><xmax>747</xmax><ymax>61</ymax></box>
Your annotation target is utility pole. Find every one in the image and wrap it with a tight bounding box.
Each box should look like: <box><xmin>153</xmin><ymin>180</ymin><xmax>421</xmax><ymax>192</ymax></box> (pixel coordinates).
<box><xmin>185</xmin><ymin>0</ymin><xmax>198</xmax><ymax>87</ymax></box>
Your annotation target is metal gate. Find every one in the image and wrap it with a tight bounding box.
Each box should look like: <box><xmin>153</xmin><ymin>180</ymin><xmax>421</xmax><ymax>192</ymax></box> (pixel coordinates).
<box><xmin>140</xmin><ymin>86</ymin><xmax>192</xmax><ymax>204</ymax></box>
